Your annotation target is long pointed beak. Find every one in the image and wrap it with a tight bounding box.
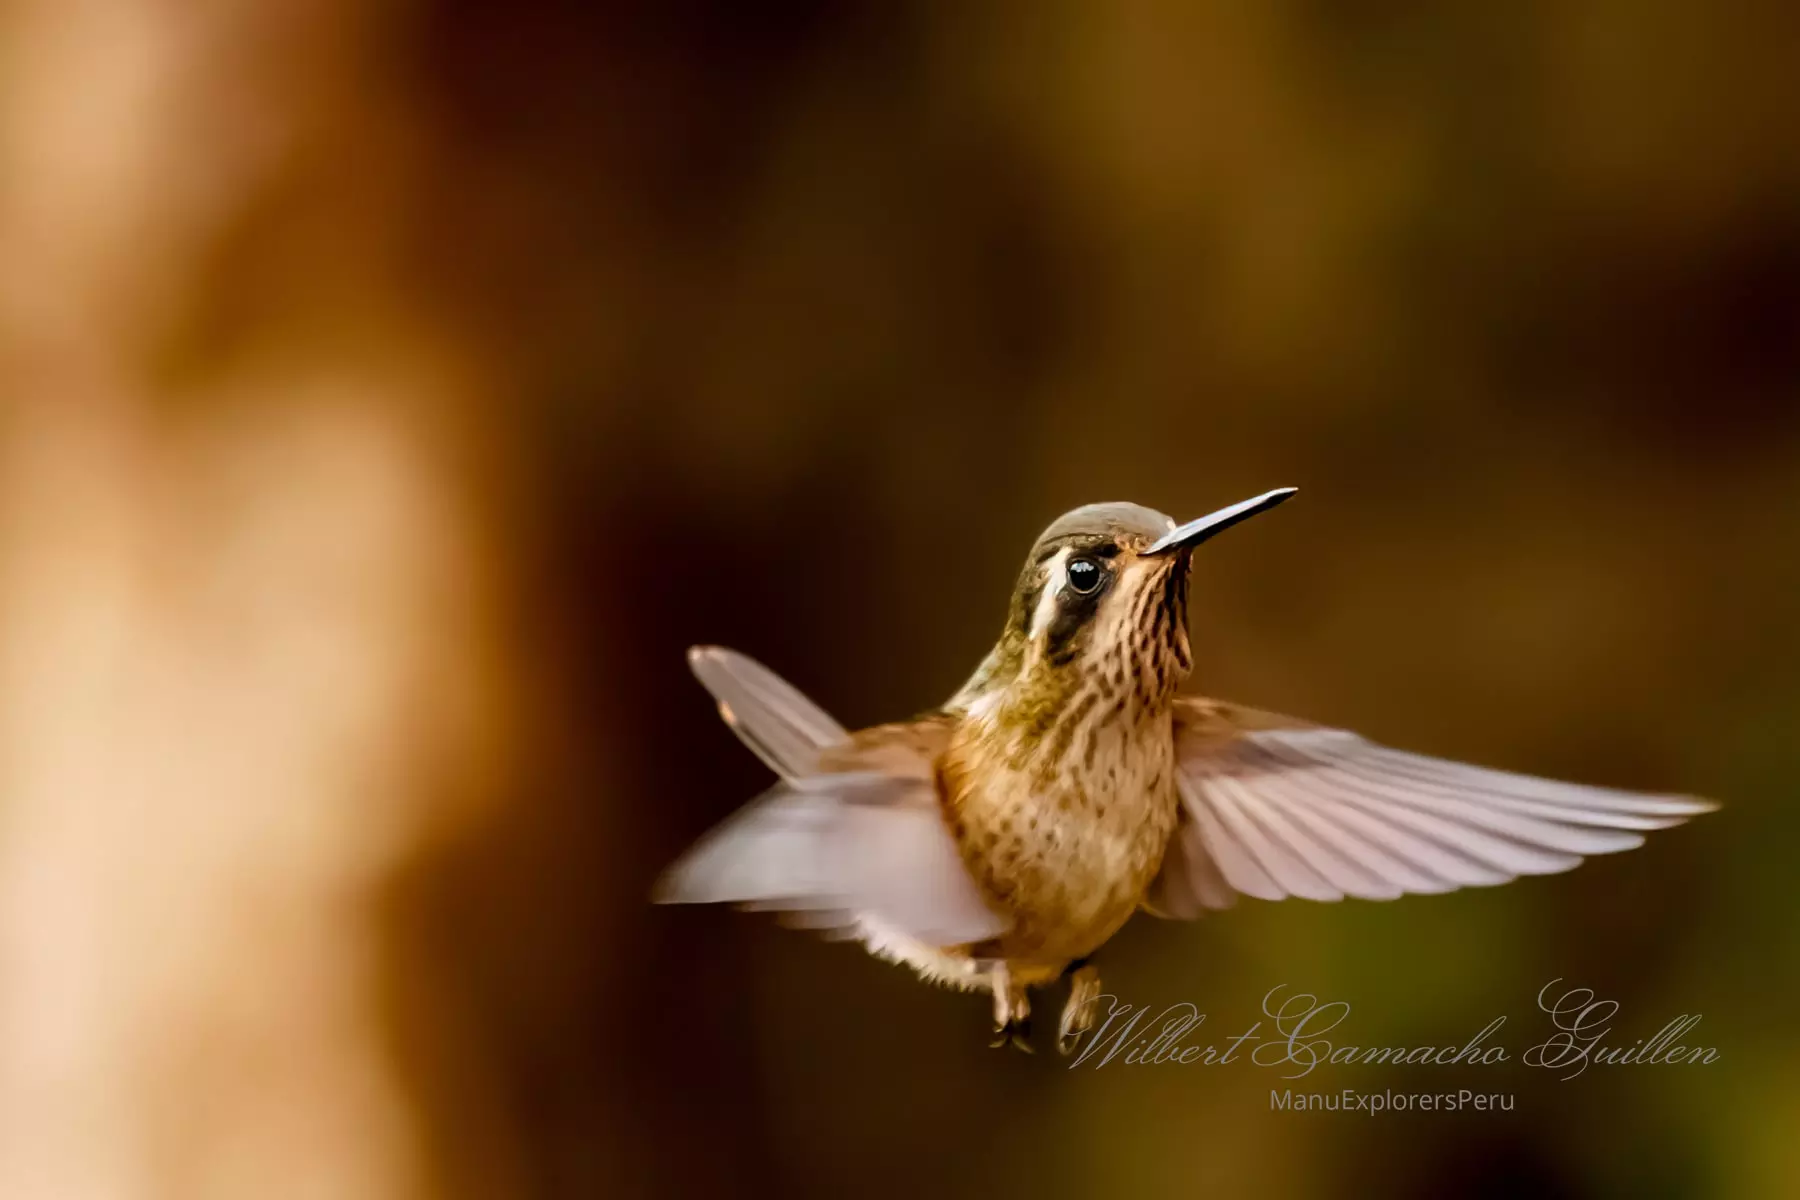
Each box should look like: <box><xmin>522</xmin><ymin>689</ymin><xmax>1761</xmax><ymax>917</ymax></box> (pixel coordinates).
<box><xmin>1140</xmin><ymin>487</ymin><xmax>1298</xmax><ymax>556</ymax></box>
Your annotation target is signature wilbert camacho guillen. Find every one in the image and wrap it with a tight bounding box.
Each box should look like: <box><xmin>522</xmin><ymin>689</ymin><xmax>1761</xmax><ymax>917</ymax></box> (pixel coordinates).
<box><xmin>1064</xmin><ymin>980</ymin><xmax>1721</xmax><ymax>1080</ymax></box>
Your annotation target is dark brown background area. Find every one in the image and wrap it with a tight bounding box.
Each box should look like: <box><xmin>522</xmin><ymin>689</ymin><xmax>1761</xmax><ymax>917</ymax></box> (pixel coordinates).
<box><xmin>0</xmin><ymin>2</ymin><xmax>1794</xmax><ymax>1198</ymax></box>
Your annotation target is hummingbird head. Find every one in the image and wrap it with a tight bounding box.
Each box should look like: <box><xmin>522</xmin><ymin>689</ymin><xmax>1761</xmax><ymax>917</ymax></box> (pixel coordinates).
<box><xmin>955</xmin><ymin>489</ymin><xmax>1296</xmax><ymax>721</ymax></box>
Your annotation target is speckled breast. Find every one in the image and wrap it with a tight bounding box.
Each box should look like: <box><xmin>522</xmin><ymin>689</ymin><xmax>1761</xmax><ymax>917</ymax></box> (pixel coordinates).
<box><xmin>943</xmin><ymin>716</ymin><xmax>1181</xmax><ymax>969</ymax></box>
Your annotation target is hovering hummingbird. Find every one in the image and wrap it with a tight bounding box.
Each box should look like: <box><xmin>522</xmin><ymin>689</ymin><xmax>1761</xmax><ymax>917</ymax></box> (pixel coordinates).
<box><xmin>655</xmin><ymin>489</ymin><xmax>1715</xmax><ymax>1053</ymax></box>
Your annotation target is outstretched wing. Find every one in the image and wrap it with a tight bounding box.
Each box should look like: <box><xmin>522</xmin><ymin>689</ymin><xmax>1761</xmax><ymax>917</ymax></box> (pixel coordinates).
<box><xmin>658</xmin><ymin>648</ymin><xmax>1007</xmax><ymax>946</ymax></box>
<box><xmin>1147</xmin><ymin>698</ymin><xmax>1716</xmax><ymax>916</ymax></box>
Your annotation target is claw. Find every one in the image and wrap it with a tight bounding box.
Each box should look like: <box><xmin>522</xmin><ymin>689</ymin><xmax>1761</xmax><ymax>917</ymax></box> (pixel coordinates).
<box><xmin>990</xmin><ymin>1017</ymin><xmax>1034</xmax><ymax>1053</ymax></box>
<box><xmin>988</xmin><ymin>962</ymin><xmax>1033</xmax><ymax>1053</ymax></box>
<box><xmin>1057</xmin><ymin>963</ymin><xmax>1101</xmax><ymax>1056</ymax></box>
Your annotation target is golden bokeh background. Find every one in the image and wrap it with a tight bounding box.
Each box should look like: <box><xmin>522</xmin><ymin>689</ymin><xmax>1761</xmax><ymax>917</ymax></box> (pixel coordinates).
<box><xmin>0</xmin><ymin>2</ymin><xmax>1795</xmax><ymax>1197</ymax></box>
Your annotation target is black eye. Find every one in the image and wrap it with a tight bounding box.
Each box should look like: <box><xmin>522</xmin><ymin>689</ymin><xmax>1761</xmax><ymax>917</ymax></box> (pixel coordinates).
<box><xmin>1066</xmin><ymin>556</ymin><xmax>1104</xmax><ymax>595</ymax></box>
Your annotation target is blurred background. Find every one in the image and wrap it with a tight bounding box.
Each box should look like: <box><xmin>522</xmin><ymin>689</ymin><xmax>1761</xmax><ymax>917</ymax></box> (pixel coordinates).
<box><xmin>0</xmin><ymin>1</ymin><xmax>1795</xmax><ymax>1197</ymax></box>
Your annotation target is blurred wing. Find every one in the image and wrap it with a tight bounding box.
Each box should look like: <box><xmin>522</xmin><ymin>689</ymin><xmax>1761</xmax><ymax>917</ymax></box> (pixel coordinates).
<box><xmin>688</xmin><ymin>645</ymin><xmax>848</xmax><ymax>780</ymax></box>
<box><xmin>654</xmin><ymin>771</ymin><xmax>1008</xmax><ymax>945</ymax></box>
<box><xmin>664</xmin><ymin>656</ymin><xmax>1004</xmax><ymax>945</ymax></box>
<box><xmin>1147</xmin><ymin>698</ymin><xmax>1716</xmax><ymax>914</ymax></box>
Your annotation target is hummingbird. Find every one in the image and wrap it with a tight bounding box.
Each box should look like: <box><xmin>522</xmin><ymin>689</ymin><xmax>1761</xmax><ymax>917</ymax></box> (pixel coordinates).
<box><xmin>654</xmin><ymin>489</ymin><xmax>1715</xmax><ymax>1053</ymax></box>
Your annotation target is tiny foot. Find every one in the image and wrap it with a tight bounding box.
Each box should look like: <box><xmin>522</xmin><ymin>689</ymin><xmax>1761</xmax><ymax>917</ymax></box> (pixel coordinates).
<box><xmin>990</xmin><ymin>1017</ymin><xmax>1034</xmax><ymax>1053</ymax></box>
<box><xmin>988</xmin><ymin>962</ymin><xmax>1033</xmax><ymax>1053</ymax></box>
<box><xmin>1057</xmin><ymin>964</ymin><xmax>1102</xmax><ymax>1056</ymax></box>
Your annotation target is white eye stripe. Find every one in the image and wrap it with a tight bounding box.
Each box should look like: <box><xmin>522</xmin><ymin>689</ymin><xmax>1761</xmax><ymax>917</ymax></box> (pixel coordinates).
<box><xmin>1028</xmin><ymin>549</ymin><xmax>1069</xmax><ymax>639</ymax></box>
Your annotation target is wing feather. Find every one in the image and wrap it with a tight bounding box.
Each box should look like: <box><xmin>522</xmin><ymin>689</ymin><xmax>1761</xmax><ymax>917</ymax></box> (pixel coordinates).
<box><xmin>656</xmin><ymin>770</ymin><xmax>1008</xmax><ymax>945</ymax></box>
<box><xmin>687</xmin><ymin>645</ymin><xmax>847</xmax><ymax>780</ymax></box>
<box><xmin>1253</xmin><ymin>772</ymin><xmax>1462</xmax><ymax>894</ymax></box>
<box><xmin>1235</xmin><ymin>774</ymin><xmax>1403</xmax><ymax>899</ymax></box>
<box><xmin>661</xmin><ymin>650</ymin><xmax>1007</xmax><ymax>946</ymax></box>
<box><xmin>1150</xmin><ymin>698</ymin><xmax>1716</xmax><ymax>915</ymax></box>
